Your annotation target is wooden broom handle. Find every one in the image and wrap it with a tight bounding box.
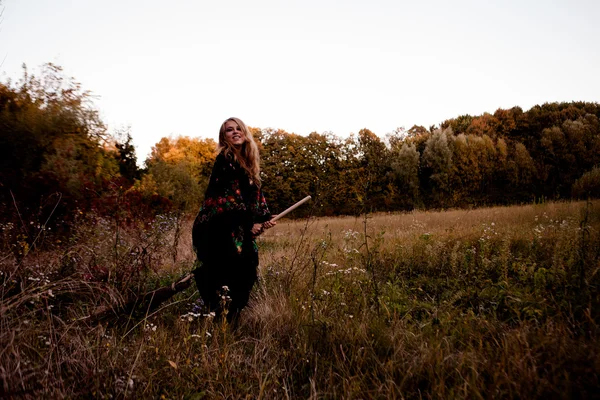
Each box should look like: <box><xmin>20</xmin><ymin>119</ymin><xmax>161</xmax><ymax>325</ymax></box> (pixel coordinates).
<box><xmin>270</xmin><ymin>196</ymin><xmax>311</xmax><ymax>222</ymax></box>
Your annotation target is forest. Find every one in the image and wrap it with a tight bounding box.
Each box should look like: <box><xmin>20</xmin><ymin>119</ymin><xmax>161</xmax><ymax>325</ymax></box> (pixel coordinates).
<box><xmin>1</xmin><ymin>65</ymin><xmax>599</xmax><ymax>240</ymax></box>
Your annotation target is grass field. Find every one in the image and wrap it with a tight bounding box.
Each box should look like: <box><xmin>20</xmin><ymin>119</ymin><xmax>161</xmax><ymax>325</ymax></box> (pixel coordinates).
<box><xmin>1</xmin><ymin>200</ymin><xmax>599</xmax><ymax>398</ymax></box>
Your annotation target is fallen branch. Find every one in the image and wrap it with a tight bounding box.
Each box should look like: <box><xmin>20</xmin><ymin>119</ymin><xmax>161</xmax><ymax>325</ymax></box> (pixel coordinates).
<box><xmin>84</xmin><ymin>273</ymin><xmax>194</xmax><ymax>322</ymax></box>
<box><xmin>85</xmin><ymin>196</ymin><xmax>312</xmax><ymax>323</ymax></box>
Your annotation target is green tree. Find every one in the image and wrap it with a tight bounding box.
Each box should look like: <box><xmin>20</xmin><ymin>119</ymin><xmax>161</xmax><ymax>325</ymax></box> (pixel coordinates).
<box><xmin>301</xmin><ymin>132</ymin><xmax>344</xmax><ymax>215</ymax></box>
<box><xmin>442</xmin><ymin>114</ymin><xmax>473</xmax><ymax>135</ymax></box>
<box><xmin>260</xmin><ymin>129</ymin><xmax>312</xmax><ymax>216</ymax></box>
<box><xmin>0</xmin><ymin>64</ymin><xmax>118</xmax><ymax>233</ymax></box>
<box><xmin>391</xmin><ymin>143</ymin><xmax>420</xmax><ymax>209</ymax></box>
<box><xmin>539</xmin><ymin>114</ymin><xmax>600</xmax><ymax>198</ymax></box>
<box><xmin>114</xmin><ymin>131</ymin><xmax>140</xmax><ymax>183</ymax></box>
<box><xmin>138</xmin><ymin>135</ymin><xmax>216</xmax><ymax>261</ymax></box>
<box><xmin>422</xmin><ymin>128</ymin><xmax>454</xmax><ymax>207</ymax></box>
<box><xmin>448</xmin><ymin>134</ymin><xmax>481</xmax><ymax>205</ymax></box>
<box><xmin>572</xmin><ymin>167</ymin><xmax>600</xmax><ymax>199</ymax></box>
<box><xmin>147</xmin><ymin>136</ymin><xmax>216</xmax><ymax>181</ymax></box>
<box><xmin>142</xmin><ymin>135</ymin><xmax>216</xmax><ymax>213</ymax></box>
<box><xmin>506</xmin><ymin>142</ymin><xmax>537</xmax><ymax>201</ymax></box>
<box><xmin>355</xmin><ymin>129</ymin><xmax>393</xmax><ymax>211</ymax></box>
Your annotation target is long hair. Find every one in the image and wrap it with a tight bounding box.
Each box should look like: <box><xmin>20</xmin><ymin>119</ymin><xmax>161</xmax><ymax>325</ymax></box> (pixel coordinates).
<box><xmin>218</xmin><ymin>117</ymin><xmax>262</xmax><ymax>187</ymax></box>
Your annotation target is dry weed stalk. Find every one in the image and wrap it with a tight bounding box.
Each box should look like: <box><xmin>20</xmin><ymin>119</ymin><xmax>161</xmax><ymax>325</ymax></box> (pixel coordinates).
<box><xmin>1</xmin><ymin>200</ymin><xmax>598</xmax><ymax>398</ymax></box>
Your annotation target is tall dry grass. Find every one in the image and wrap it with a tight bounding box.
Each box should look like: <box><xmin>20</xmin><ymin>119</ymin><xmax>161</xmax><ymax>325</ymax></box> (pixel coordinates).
<box><xmin>1</xmin><ymin>201</ymin><xmax>599</xmax><ymax>398</ymax></box>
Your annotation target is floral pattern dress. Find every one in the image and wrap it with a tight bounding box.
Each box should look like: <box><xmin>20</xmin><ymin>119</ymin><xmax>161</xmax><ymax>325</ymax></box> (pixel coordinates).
<box><xmin>192</xmin><ymin>152</ymin><xmax>271</xmax><ymax>316</ymax></box>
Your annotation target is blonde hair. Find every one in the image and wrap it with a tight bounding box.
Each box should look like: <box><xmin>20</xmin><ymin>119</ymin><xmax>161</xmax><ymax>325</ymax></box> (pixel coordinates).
<box><xmin>218</xmin><ymin>117</ymin><xmax>262</xmax><ymax>187</ymax></box>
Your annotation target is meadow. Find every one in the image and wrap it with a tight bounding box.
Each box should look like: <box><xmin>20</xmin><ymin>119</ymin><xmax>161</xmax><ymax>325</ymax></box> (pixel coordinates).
<box><xmin>1</xmin><ymin>200</ymin><xmax>599</xmax><ymax>399</ymax></box>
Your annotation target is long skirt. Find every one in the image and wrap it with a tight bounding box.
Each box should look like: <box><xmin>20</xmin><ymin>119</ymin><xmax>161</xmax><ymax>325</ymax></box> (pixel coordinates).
<box><xmin>192</xmin><ymin>255</ymin><xmax>258</xmax><ymax>322</ymax></box>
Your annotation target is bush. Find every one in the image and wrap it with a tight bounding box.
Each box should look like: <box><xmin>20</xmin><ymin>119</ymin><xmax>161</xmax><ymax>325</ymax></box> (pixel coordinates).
<box><xmin>572</xmin><ymin>166</ymin><xmax>600</xmax><ymax>199</ymax></box>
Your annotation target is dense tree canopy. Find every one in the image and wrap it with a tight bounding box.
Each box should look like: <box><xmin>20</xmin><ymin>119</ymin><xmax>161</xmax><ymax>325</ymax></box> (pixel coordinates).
<box><xmin>256</xmin><ymin>102</ymin><xmax>600</xmax><ymax>214</ymax></box>
<box><xmin>0</xmin><ymin>64</ymin><xmax>120</xmax><ymax>231</ymax></box>
<box><xmin>140</xmin><ymin>136</ymin><xmax>216</xmax><ymax>214</ymax></box>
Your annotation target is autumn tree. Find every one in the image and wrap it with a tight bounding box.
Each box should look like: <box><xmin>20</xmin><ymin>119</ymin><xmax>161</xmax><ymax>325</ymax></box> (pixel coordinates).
<box><xmin>506</xmin><ymin>142</ymin><xmax>537</xmax><ymax>201</ymax></box>
<box><xmin>260</xmin><ymin>129</ymin><xmax>314</xmax><ymax>216</ymax></box>
<box><xmin>442</xmin><ymin>114</ymin><xmax>473</xmax><ymax>135</ymax></box>
<box><xmin>0</xmin><ymin>64</ymin><xmax>119</xmax><ymax>235</ymax></box>
<box><xmin>301</xmin><ymin>132</ymin><xmax>344</xmax><ymax>215</ymax></box>
<box><xmin>137</xmin><ymin>135</ymin><xmax>216</xmax><ymax>261</ymax></box>
<box><xmin>353</xmin><ymin>129</ymin><xmax>393</xmax><ymax>211</ymax></box>
<box><xmin>465</xmin><ymin>113</ymin><xmax>500</xmax><ymax>138</ymax></box>
<box><xmin>493</xmin><ymin>107</ymin><xmax>520</xmax><ymax>137</ymax></box>
<box><xmin>142</xmin><ymin>135</ymin><xmax>217</xmax><ymax>213</ymax></box>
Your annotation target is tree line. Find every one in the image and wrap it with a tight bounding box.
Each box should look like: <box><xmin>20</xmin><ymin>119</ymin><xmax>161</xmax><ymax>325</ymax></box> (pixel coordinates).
<box><xmin>255</xmin><ymin>104</ymin><xmax>600</xmax><ymax>216</ymax></box>
<box><xmin>1</xmin><ymin>65</ymin><xmax>600</xmax><ymax>242</ymax></box>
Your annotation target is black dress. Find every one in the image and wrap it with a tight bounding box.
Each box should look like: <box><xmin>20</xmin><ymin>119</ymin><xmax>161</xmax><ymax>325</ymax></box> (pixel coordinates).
<box><xmin>192</xmin><ymin>152</ymin><xmax>271</xmax><ymax>320</ymax></box>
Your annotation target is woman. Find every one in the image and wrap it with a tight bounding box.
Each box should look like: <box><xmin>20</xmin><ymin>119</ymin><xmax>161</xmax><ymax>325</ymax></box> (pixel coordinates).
<box><xmin>192</xmin><ymin>117</ymin><xmax>275</xmax><ymax>323</ymax></box>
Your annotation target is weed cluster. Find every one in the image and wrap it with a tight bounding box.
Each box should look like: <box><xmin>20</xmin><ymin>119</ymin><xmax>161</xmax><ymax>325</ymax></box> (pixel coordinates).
<box><xmin>1</xmin><ymin>201</ymin><xmax>599</xmax><ymax>398</ymax></box>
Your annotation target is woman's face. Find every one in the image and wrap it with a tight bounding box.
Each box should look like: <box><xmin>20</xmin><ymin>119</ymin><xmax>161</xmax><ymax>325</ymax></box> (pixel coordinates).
<box><xmin>224</xmin><ymin>120</ymin><xmax>245</xmax><ymax>147</ymax></box>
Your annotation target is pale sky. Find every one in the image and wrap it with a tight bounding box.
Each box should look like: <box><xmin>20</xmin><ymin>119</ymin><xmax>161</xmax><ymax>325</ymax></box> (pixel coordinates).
<box><xmin>1</xmin><ymin>0</ymin><xmax>599</xmax><ymax>162</ymax></box>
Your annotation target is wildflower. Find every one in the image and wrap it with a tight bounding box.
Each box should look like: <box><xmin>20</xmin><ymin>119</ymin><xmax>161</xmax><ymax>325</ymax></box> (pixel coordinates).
<box><xmin>145</xmin><ymin>323</ymin><xmax>157</xmax><ymax>332</ymax></box>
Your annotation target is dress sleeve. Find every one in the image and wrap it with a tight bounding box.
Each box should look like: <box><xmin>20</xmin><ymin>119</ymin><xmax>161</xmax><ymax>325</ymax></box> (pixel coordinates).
<box><xmin>196</xmin><ymin>153</ymin><xmax>247</xmax><ymax>222</ymax></box>
<box><xmin>251</xmin><ymin>187</ymin><xmax>272</xmax><ymax>224</ymax></box>
<box><xmin>192</xmin><ymin>154</ymin><xmax>249</xmax><ymax>261</ymax></box>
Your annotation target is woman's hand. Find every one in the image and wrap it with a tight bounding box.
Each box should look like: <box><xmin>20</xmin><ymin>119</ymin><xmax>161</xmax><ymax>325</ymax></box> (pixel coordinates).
<box><xmin>262</xmin><ymin>216</ymin><xmax>277</xmax><ymax>229</ymax></box>
<box><xmin>251</xmin><ymin>217</ymin><xmax>277</xmax><ymax>236</ymax></box>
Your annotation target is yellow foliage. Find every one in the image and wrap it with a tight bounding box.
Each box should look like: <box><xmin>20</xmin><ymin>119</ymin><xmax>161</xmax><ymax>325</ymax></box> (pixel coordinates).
<box><xmin>134</xmin><ymin>174</ymin><xmax>159</xmax><ymax>197</ymax></box>
<box><xmin>148</xmin><ymin>136</ymin><xmax>217</xmax><ymax>180</ymax></box>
